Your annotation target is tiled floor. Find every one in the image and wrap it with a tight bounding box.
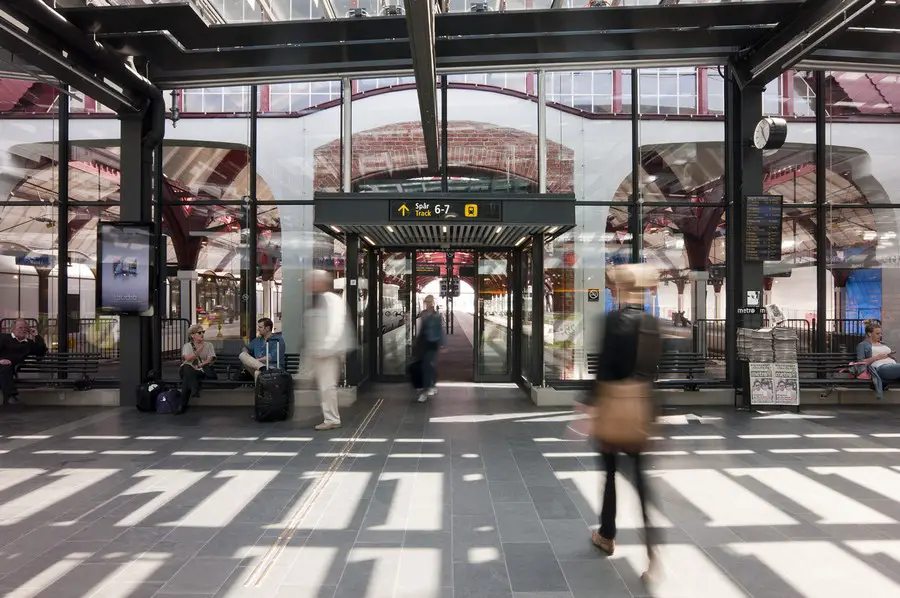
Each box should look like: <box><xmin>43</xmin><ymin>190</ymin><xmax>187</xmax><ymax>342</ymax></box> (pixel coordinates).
<box><xmin>1</xmin><ymin>388</ymin><xmax>900</xmax><ymax>597</ymax></box>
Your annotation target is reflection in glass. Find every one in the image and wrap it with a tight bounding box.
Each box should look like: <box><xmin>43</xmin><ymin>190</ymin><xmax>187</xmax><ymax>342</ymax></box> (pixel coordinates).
<box><xmin>476</xmin><ymin>252</ymin><xmax>512</xmax><ymax>378</ymax></box>
<box><xmin>379</xmin><ymin>251</ymin><xmax>412</xmax><ymax>376</ymax></box>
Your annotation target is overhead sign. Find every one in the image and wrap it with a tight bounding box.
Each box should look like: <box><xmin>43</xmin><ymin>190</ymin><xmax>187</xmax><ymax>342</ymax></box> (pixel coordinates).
<box><xmin>390</xmin><ymin>200</ymin><xmax>502</xmax><ymax>222</ymax></box>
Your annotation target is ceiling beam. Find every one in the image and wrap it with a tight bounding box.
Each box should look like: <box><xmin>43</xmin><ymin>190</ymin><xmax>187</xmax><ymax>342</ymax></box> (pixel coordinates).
<box><xmin>0</xmin><ymin>7</ymin><xmax>141</xmax><ymax>112</ymax></box>
<box><xmin>731</xmin><ymin>0</ymin><xmax>884</xmax><ymax>88</ymax></box>
<box><xmin>402</xmin><ymin>0</ymin><xmax>440</xmax><ymax>172</ymax></box>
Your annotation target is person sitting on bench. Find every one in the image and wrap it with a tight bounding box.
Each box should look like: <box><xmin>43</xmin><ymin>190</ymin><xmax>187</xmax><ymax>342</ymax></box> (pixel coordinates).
<box><xmin>238</xmin><ymin>318</ymin><xmax>285</xmax><ymax>381</ymax></box>
<box><xmin>181</xmin><ymin>324</ymin><xmax>216</xmax><ymax>406</ymax></box>
<box><xmin>0</xmin><ymin>319</ymin><xmax>48</xmax><ymax>405</ymax></box>
<box><xmin>856</xmin><ymin>320</ymin><xmax>900</xmax><ymax>400</ymax></box>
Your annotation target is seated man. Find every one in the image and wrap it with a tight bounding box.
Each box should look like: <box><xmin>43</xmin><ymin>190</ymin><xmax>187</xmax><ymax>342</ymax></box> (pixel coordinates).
<box><xmin>0</xmin><ymin>319</ymin><xmax>48</xmax><ymax>405</ymax></box>
<box><xmin>238</xmin><ymin>317</ymin><xmax>286</xmax><ymax>380</ymax></box>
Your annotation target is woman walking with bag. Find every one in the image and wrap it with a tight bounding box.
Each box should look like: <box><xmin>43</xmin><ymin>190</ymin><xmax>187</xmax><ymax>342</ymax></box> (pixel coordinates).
<box><xmin>587</xmin><ymin>263</ymin><xmax>662</xmax><ymax>585</ymax></box>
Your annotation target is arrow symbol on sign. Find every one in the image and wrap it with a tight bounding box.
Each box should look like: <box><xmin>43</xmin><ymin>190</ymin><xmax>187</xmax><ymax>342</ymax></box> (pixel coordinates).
<box><xmin>398</xmin><ymin>204</ymin><xmax>409</xmax><ymax>216</ymax></box>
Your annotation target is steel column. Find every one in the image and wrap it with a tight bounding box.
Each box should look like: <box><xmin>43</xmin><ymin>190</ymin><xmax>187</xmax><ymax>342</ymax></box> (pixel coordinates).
<box><xmin>531</xmin><ymin>234</ymin><xmax>544</xmax><ymax>386</ymax></box>
<box><xmin>118</xmin><ymin>108</ymin><xmax>158</xmax><ymax>397</ymax></box>
<box><xmin>724</xmin><ymin>66</ymin><xmax>765</xmax><ymax>392</ymax></box>
<box><xmin>342</xmin><ymin>78</ymin><xmax>352</xmax><ymax>192</ymax></box>
<box><xmin>345</xmin><ymin>233</ymin><xmax>360</xmax><ymax>386</ymax></box>
<box><xmin>57</xmin><ymin>87</ymin><xmax>69</xmax><ymax>368</ymax></box>
<box><xmin>441</xmin><ymin>74</ymin><xmax>448</xmax><ymax>192</ymax></box>
<box><xmin>537</xmin><ymin>70</ymin><xmax>547</xmax><ymax>194</ymax></box>
<box><xmin>815</xmin><ymin>70</ymin><xmax>828</xmax><ymax>352</ymax></box>
<box><xmin>152</xmin><ymin>143</ymin><xmax>164</xmax><ymax>376</ymax></box>
<box><xmin>630</xmin><ymin>69</ymin><xmax>642</xmax><ymax>264</ymax></box>
<box><xmin>249</xmin><ymin>85</ymin><xmax>259</xmax><ymax>330</ymax></box>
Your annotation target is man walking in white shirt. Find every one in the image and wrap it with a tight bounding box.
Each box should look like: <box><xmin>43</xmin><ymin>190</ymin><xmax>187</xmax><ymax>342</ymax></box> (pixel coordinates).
<box><xmin>305</xmin><ymin>270</ymin><xmax>355</xmax><ymax>431</ymax></box>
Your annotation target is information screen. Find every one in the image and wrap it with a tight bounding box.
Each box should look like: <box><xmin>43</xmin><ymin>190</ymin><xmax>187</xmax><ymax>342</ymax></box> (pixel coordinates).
<box><xmin>744</xmin><ymin>195</ymin><xmax>783</xmax><ymax>262</ymax></box>
<box><xmin>97</xmin><ymin>223</ymin><xmax>153</xmax><ymax>315</ymax></box>
<box><xmin>389</xmin><ymin>199</ymin><xmax>502</xmax><ymax>222</ymax></box>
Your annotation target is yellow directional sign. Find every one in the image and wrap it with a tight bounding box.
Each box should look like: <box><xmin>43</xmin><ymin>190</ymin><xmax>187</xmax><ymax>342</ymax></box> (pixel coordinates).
<box><xmin>398</xmin><ymin>204</ymin><xmax>410</xmax><ymax>216</ymax></box>
<box><xmin>464</xmin><ymin>204</ymin><xmax>478</xmax><ymax>217</ymax></box>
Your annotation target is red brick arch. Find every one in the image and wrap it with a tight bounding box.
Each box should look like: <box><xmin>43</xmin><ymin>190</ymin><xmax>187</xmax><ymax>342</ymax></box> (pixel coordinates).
<box><xmin>314</xmin><ymin>121</ymin><xmax>574</xmax><ymax>193</ymax></box>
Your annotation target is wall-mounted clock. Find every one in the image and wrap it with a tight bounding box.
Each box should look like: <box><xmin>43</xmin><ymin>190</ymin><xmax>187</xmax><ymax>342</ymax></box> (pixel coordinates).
<box><xmin>752</xmin><ymin>116</ymin><xmax>787</xmax><ymax>150</ymax></box>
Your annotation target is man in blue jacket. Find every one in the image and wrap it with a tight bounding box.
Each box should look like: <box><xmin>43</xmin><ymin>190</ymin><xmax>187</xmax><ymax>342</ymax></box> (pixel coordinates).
<box><xmin>238</xmin><ymin>317</ymin><xmax>286</xmax><ymax>380</ymax></box>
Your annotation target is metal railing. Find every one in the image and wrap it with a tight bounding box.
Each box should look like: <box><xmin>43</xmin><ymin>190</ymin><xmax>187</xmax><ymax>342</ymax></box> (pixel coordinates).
<box><xmin>0</xmin><ymin>317</ymin><xmax>190</xmax><ymax>360</ymax></box>
<box><xmin>692</xmin><ymin>318</ymin><xmax>869</xmax><ymax>359</ymax></box>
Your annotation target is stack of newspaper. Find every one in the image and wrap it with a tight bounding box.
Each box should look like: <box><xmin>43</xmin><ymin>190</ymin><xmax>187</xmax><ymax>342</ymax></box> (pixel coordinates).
<box><xmin>773</xmin><ymin>327</ymin><xmax>798</xmax><ymax>362</ymax></box>
<box><xmin>737</xmin><ymin>327</ymin><xmax>774</xmax><ymax>362</ymax></box>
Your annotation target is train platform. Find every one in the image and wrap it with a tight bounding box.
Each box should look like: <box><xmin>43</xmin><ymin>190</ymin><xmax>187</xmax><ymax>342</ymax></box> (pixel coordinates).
<box><xmin>0</xmin><ymin>390</ymin><xmax>898</xmax><ymax>597</ymax></box>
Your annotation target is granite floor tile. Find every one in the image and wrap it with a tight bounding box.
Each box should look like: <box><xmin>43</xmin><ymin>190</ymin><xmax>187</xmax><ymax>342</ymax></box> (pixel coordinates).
<box><xmin>559</xmin><ymin>559</ymin><xmax>631</xmax><ymax>597</ymax></box>
<box><xmin>87</xmin><ymin>581</ymin><xmax>164</xmax><ymax>598</ymax></box>
<box><xmin>159</xmin><ymin>556</ymin><xmax>240</xmax><ymax>595</ymax></box>
<box><xmin>527</xmin><ymin>486</ymin><xmax>582</xmax><ymax>521</ymax></box>
<box><xmin>489</xmin><ymin>480</ymin><xmax>530</xmax><ymax>503</ymax></box>
<box><xmin>503</xmin><ymin>543</ymin><xmax>569</xmax><ymax>593</ymax></box>
<box><xmin>452</xmin><ymin>515</ymin><xmax>503</xmax><ymax>563</ymax></box>
<box><xmin>494</xmin><ymin>502</ymin><xmax>548</xmax><ymax>544</ymax></box>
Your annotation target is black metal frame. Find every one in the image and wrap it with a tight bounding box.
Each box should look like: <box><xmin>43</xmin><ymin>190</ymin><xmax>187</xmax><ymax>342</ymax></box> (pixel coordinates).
<box><xmin>12</xmin><ymin>0</ymin><xmax>898</xmax><ymax>395</ymax></box>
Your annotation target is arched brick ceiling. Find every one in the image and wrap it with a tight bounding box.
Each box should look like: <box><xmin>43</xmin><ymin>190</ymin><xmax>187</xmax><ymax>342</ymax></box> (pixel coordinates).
<box><xmin>315</xmin><ymin>121</ymin><xmax>574</xmax><ymax>193</ymax></box>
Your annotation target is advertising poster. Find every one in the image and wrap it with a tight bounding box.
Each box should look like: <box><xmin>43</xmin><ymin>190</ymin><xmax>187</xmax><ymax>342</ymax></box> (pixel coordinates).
<box><xmin>749</xmin><ymin>363</ymin><xmax>775</xmax><ymax>405</ymax></box>
<box><xmin>749</xmin><ymin>362</ymin><xmax>800</xmax><ymax>406</ymax></box>
<box><xmin>772</xmin><ymin>362</ymin><xmax>800</xmax><ymax>406</ymax></box>
<box><xmin>98</xmin><ymin>223</ymin><xmax>153</xmax><ymax>314</ymax></box>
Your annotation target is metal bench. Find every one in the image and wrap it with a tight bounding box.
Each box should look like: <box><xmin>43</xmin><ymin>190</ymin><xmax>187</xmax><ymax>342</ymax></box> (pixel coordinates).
<box><xmin>656</xmin><ymin>352</ymin><xmax>708</xmax><ymax>390</ymax></box>
<box><xmin>587</xmin><ymin>351</ymin><xmax>708</xmax><ymax>390</ymax></box>
<box><xmin>199</xmin><ymin>353</ymin><xmax>302</xmax><ymax>387</ymax></box>
<box><xmin>16</xmin><ymin>352</ymin><xmax>102</xmax><ymax>389</ymax></box>
<box><xmin>797</xmin><ymin>352</ymin><xmax>873</xmax><ymax>397</ymax></box>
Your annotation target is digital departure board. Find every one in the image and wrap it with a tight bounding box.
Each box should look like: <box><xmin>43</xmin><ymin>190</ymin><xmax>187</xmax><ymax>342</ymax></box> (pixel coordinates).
<box><xmin>389</xmin><ymin>199</ymin><xmax>502</xmax><ymax>222</ymax></box>
<box><xmin>744</xmin><ymin>195</ymin><xmax>783</xmax><ymax>262</ymax></box>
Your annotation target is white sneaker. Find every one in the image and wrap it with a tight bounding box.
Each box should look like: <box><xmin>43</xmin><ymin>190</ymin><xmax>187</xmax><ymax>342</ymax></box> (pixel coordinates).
<box><xmin>417</xmin><ymin>392</ymin><xmax>428</xmax><ymax>403</ymax></box>
<box><xmin>427</xmin><ymin>387</ymin><xmax>438</xmax><ymax>396</ymax></box>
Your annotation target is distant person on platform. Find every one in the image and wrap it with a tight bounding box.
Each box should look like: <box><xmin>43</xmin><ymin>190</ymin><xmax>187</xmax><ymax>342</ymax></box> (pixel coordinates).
<box><xmin>0</xmin><ymin>319</ymin><xmax>48</xmax><ymax>405</ymax></box>
<box><xmin>238</xmin><ymin>318</ymin><xmax>286</xmax><ymax>380</ymax></box>
<box><xmin>413</xmin><ymin>294</ymin><xmax>445</xmax><ymax>403</ymax></box>
<box><xmin>305</xmin><ymin>269</ymin><xmax>355</xmax><ymax>431</ymax></box>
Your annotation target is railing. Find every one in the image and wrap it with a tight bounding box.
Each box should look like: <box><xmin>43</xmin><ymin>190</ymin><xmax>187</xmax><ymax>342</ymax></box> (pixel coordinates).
<box><xmin>0</xmin><ymin>317</ymin><xmax>190</xmax><ymax>360</ymax></box>
<box><xmin>692</xmin><ymin>318</ymin><xmax>868</xmax><ymax>360</ymax></box>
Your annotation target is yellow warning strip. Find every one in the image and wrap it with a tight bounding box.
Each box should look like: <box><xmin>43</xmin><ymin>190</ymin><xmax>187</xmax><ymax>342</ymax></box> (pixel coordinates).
<box><xmin>243</xmin><ymin>398</ymin><xmax>384</xmax><ymax>587</ymax></box>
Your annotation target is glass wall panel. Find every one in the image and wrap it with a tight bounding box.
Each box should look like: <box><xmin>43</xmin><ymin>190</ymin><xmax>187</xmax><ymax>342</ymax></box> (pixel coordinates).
<box><xmin>544</xmin><ymin>205</ymin><xmax>633</xmax><ymax>381</ymax></box>
<box><xmin>826</xmin><ymin>207</ymin><xmax>899</xmax><ymax>353</ymax></box>
<box><xmin>0</xmin><ymin>68</ymin><xmax>60</xmax><ymax>345</ymax></box>
<box><xmin>824</xmin><ymin>72</ymin><xmax>900</xmax><ymax>354</ymax></box>
<box><xmin>258</xmin><ymin>80</ymin><xmax>340</xmax><ymax>354</ymax></box>
<box><xmin>445</xmin><ymin>74</ymin><xmax>538</xmax><ymax>193</ymax></box>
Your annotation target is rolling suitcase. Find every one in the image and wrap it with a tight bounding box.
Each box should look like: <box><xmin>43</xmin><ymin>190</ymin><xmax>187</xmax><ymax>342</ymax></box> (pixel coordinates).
<box><xmin>254</xmin><ymin>341</ymin><xmax>293</xmax><ymax>422</ymax></box>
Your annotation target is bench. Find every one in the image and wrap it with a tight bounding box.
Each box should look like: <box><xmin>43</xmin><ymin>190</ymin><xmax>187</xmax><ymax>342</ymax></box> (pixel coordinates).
<box><xmin>15</xmin><ymin>352</ymin><xmax>102</xmax><ymax>389</ymax></box>
<box><xmin>197</xmin><ymin>353</ymin><xmax>302</xmax><ymax>388</ymax></box>
<box><xmin>797</xmin><ymin>352</ymin><xmax>873</xmax><ymax>397</ymax></box>
<box><xmin>657</xmin><ymin>352</ymin><xmax>708</xmax><ymax>390</ymax></box>
<box><xmin>587</xmin><ymin>351</ymin><xmax>708</xmax><ymax>390</ymax></box>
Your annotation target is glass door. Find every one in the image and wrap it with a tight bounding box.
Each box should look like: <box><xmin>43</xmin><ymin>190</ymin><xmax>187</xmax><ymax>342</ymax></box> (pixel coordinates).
<box><xmin>474</xmin><ymin>251</ymin><xmax>514</xmax><ymax>381</ymax></box>
<box><xmin>378</xmin><ymin>250</ymin><xmax>414</xmax><ymax>378</ymax></box>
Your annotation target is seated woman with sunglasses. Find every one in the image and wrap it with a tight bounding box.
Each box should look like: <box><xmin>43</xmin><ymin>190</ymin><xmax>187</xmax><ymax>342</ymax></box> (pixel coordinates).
<box><xmin>181</xmin><ymin>324</ymin><xmax>217</xmax><ymax>408</ymax></box>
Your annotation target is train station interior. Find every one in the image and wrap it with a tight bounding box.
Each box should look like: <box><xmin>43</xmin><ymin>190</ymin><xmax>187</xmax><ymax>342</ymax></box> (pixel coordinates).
<box><xmin>0</xmin><ymin>0</ymin><xmax>900</xmax><ymax>596</ymax></box>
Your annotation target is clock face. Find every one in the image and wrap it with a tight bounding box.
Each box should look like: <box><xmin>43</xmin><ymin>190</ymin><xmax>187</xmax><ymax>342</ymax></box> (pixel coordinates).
<box><xmin>753</xmin><ymin>119</ymin><xmax>770</xmax><ymax>149</ymax></box>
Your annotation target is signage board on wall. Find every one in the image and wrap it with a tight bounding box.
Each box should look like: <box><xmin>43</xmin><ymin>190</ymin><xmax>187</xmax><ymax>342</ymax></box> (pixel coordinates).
<box><xmin>744</xmin><ymin>195</ymin><xmax>783</xmax><ymax>262</ymax></box>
